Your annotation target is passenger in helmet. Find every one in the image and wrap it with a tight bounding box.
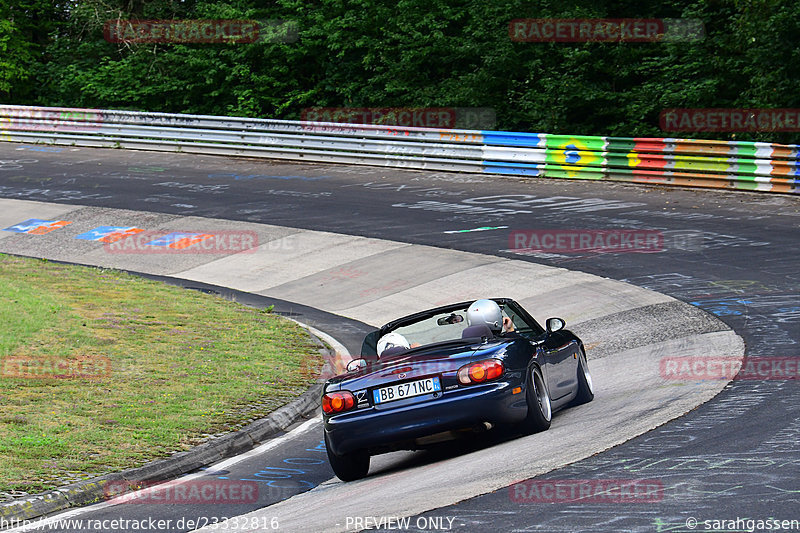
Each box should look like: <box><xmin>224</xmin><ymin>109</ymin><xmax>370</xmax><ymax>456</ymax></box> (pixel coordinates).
<box><xmin>377</xmin><ymin>332</ymin><xmax>411</xmax><ymax>356</ymax></box>
<box><xmin>466</xmin><ymin>299</ymin><xmax>517</xmax><ymax>336</ymax></box>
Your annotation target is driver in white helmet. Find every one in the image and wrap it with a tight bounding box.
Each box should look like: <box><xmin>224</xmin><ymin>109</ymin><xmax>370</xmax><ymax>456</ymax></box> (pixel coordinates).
<box><xmin>466</xmin><ymin>299</ymin><xmax>518</xmax><ymax>337</ymax></box>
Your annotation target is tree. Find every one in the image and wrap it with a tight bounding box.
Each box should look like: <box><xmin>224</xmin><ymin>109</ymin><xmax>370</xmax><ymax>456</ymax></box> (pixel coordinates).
<box><xmin>3</xmin><ymin>0</ymin><xmax>798</xmax><ymax>143</ymax></box>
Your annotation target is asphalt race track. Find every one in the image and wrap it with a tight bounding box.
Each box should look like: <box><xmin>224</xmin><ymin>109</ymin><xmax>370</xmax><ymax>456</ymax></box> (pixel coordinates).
<box><xmin>0</xmin><ymin>196</ymin><xmax>741</xmax><ymax>531</ymax></box>
<box><xmin>0</xmin><ymin>143</ymin><xmax>798</xmax><ymax>532</ymax></box>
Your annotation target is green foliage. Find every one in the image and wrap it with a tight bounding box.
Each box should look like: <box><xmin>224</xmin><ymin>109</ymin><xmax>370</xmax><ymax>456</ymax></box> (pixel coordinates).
<box><xmin>0</xmin><ymin>1</ymin><xmax>69</xmax><ymax>100</ymax></box>
<box><xmin>0</xmin><ymin>254</ymin><xmax>322</xmax><ymax>492</ymax></box>
<box><xmin>3</xmin><ymin>0</ymin><xmax>799</xmax><ymax>142</ymax></box>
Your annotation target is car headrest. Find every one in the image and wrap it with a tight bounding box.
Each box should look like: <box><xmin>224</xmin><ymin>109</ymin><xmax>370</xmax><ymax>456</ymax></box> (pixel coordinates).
<box><xmin>461</xmin><ymin>324</ymin><xmax>494</xmax><ymax>339</ymax></box>
<box><xmin>380</xmin><ymin>346</ymin><xmax>409</xmax><ymax>358</ymax></box>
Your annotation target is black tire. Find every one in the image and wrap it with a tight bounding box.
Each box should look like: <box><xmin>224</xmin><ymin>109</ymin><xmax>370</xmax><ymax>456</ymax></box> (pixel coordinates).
<box><xmin>571</xmin><ymin>348</ymin><xmax>594</xmax><ymax>406</ymax></box>
<box><xmin>324</xmin><ymin>432</ymin><xmax>370</xmax><ymax>481</ymax></box>
<box><xmin>521</xmin><ymin>365</ymin><xmax>552</xmax><ymax>434</ymax></box>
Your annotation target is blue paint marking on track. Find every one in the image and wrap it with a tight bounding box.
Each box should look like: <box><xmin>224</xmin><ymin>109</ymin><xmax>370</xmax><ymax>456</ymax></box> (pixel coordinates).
<box><xmin>3</xmin><ymin>218</ymin><xmax>70</xmax><ymax>233</ymax></box>
<box><xmin>146</xmin><ymin>232</ymin><xmax>204</xmax><ymax>247</ymax></box>
<box><xmin>75</xmin><ymin>226</ymin><xmax>139</xmax><ymax>241</ymax></box>
<box><xmin>3</xmin><ymin>218</ymin><xmax>55</xmax><ymax>233</ymax></box>
<box><xmin>240</xmin><ymin>466</ymin><xmax>315</xmax><ymax>490</ymax></box>
<box><xmin>306</xmin><ymin>440</ymin><xmax>326</xmax><ymax>453</ymax></box>
<box><xmin>690</xmin><ymin>298</ymin><xmax>754</xmax><ymax>317</ymax></box>
<box><xmin>204</xmin><ymin>436</ymin><xmax>330</xmax><ymax>502</ymax></box>
<box><xmin>16</xmin><ymin>145</ymin><xmax>64</xmax><ymax>152</ymax></box>
<box><xmin>283</xmin><ymin>457</ymin><xmax>324</xmax><ymax>465</ymax></box>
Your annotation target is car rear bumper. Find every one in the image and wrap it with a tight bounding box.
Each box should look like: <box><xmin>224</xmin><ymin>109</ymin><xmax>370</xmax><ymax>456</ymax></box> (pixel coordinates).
<box><xmin>324</xmin><ymin>380</ymin><xmax>527</xmax><ymax>455</ymax></box>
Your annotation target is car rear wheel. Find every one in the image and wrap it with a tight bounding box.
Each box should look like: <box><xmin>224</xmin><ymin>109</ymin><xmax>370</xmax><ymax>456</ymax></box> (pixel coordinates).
<box><xmin>571</xmin><ymin>348</ymin><xmax>594</xmax><ymax>406</ymax></box>
<box><xmin>521</xmin><ymin>365</ymin><xmax>551</xmax><ymax>434</ymax></box>
<box><xmin>325</xmin><ymin>432</ymin><xmax>370</xmax><ymax>481</ymax></box>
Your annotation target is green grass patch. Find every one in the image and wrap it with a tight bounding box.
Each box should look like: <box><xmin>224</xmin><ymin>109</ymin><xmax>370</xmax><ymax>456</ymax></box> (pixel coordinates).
<box><xmin>0</xmin><ymin>254</ymin><xmax>324</xmax><ymax>493</ymax></box>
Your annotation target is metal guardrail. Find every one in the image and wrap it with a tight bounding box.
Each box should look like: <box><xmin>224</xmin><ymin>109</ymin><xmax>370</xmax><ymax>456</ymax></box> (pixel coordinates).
<box><xmin>1</xmin><ymin>105</ymin><xmax>797</xmax><ymax>194</ymax></box>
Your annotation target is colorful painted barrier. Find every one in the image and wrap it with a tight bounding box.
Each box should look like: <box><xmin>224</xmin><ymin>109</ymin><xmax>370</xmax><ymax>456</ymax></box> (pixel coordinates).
<box><xmin>479</xmin><ymin>132</ymin><xmax>799</xmax><ymax>193</ymax></box>
<box><xmin>1</xmin><ymin>105</ymin><xmax>797</xmax><ymax>194</ymax></box>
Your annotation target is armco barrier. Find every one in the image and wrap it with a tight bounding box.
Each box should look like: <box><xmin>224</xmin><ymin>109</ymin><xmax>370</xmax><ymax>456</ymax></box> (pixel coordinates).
<box><xmin>1</xmin><ymin>105</ymin><xmax>797</xmax><ymax>194</ymax></box>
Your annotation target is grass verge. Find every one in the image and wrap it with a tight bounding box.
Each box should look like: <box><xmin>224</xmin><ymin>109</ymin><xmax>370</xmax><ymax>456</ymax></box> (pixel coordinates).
<box><xmin>0</xmin><ymin>254</ymin><xmax>324</xmax><ymax>493</ymax></box>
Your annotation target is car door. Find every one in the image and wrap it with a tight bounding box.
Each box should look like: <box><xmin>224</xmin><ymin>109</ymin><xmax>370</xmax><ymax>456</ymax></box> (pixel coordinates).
<box><xmin>503</xmin><ymin>301</ymin><xmax>578</xmax><ymax>401</ymax></box>
<box><xmin>540</xmin><ymin>327</ymin><xmax>579</xmax><ymax>400</ymax></box>
<box><xmin>501</xmin><ymin>302</ymin><xmax>560</xmax><ymax>397</ymax></box>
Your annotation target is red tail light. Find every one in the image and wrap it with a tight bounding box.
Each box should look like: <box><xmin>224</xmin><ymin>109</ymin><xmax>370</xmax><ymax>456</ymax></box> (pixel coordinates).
<box><xmin>322</xmin><ymin>391</ymin><xmax>356</xmax><ymax>414</ymax></box>
<box><xmin>457</xmin><ymin>359</ymin><xmax>504</xmax><ymax>385</ymax></box>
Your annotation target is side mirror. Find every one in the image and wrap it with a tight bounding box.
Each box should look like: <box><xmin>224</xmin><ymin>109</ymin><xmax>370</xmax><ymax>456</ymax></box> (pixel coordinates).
<box><xmin>437</xmin><ymin>313</ymin><xmax>464</xmax><ymax>325</ymax></box>
<box><xmin>346</xmin><ymin>358</ymin><xmax>367</xmax><ymax>373</ymax></box>
<box><xmin>546</xmin><ymin>317</ymin><xmax>565</xmax><ymax>333</ymax></box>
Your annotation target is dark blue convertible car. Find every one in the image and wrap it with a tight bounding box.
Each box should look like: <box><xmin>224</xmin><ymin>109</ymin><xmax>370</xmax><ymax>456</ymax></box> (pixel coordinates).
<box><xmin>321</xmin><ymin>298</ymin><xmax>593</xmax><ymax>481</ymax></box>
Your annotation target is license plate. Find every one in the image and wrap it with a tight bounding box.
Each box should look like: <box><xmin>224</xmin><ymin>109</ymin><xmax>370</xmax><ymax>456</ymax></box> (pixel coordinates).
<box><xmin>373</xmin><ymin>377</ymin><xmax>441</xmax><ymax>405</ymax></box>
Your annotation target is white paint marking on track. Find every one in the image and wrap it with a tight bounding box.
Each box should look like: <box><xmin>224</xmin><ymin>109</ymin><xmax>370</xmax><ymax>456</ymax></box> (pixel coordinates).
<box><xmin>2</xmin><ymin>417</ymin><xmax>321</xmax><ymax>533</ymax></box>
<box><xmin>443</xmin><ymin>225</ymin><xmax>508</xmax><ymax>234</ymax></box>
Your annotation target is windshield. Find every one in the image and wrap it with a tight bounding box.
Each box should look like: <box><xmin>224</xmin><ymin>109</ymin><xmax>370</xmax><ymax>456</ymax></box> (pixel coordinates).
<box><xmin>391</xmin><ymin>309</ymin><xmax>470</xmax><ymax>347</ymax></box>
<box><xmin>385</xmin><ymin>303</ymin><xmax>520</xmax><ymax>350</ymax></box>
<box><xmin>361</xmin><ymin>300</ymin><xmax>542</xmax><ymax>357</ymax></box>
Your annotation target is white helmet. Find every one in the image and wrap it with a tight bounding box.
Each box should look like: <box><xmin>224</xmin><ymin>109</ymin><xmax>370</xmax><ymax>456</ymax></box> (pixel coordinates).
<box><xmin>377</xmin><ymin>332</ymin><xmax>410</xmax><ymax>355</ymax></box>
<box><xmin>466</xmin><ymin>299</ymin><xmax>503</xmax><ymax>333</ymax></box>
